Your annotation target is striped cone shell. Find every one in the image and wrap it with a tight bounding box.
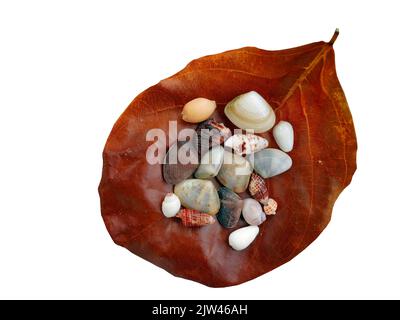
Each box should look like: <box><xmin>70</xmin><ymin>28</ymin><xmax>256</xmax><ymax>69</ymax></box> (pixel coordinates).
<box><xmin>176</xmin><ymin>209</ymin><xmax>216</xmax><ymax>227</ymax></box>
<box><xmin>263</xmin><ymin>198</ymin><xmax>278</xmax><ymax>215</ymax></box>
<box><xmin>249</xmin><ymin>173</ymin><xmax>269</xmax><ymax>205</ymax></box>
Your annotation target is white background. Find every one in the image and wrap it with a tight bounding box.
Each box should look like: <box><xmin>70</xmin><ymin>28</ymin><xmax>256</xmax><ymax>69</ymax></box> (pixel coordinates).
<box><xmin>0</xmin><ymin>0</ymin><xmax>399</xmax><ymax>300</ymax></box>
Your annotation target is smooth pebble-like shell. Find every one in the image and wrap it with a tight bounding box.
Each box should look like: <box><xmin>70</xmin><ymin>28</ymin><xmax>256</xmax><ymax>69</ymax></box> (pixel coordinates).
<box><xmin>228</xmin><ymin>226</ymin><xmax>259</xmax><ymax>251</ymax></box>
<box><xmin>224</xmin><ymin>133</ymin><xmax>268</xmax><ymax>155</ymax></box>
<box><xmin>194</xmin><ymin>145</ymin><xmax>224</xmax><ymax>179</ymax></box>
<box><xmin>174</xmin><ymin>179</ymin><xmax>220</xmax><ymax>215</ymax></box>
<box><xmin>217</xmin><ymin>151</ymin><xmax>252</xmax><ymax>193</ymax></box>
<box><xmin>176</xmin><ymin>209</ymin><xmax>216</xmax><ymax>227</ymax></box>
<box><xmin>181</xmin><ymin>98</ymin><xmax>217</xmax><ymax>123</ymax></box>
<box><xmin>273</xmin><ymin>121</ymin><xmax>294</xmax><ymax>152</ymax></box>
<box><xmin>253</xmin><ymin>148</ymin><xmax>292</xmax><ymax>178</ymax></box>
<box><xmin>163</xmin><ymin>141</ymin><xmax>199</xmax><ymax>185</ymax></box>
<box><xmin>161</xmin><ymin>193</ymin><xmax>181</xmax><ymax>218</ymax></box>
<box><xmin>242</xmin><ymin>198</ymin><xmax>266</xmax><ymax>226</ymax></box>
<box><xmin>263</xmin><ymin>198</ymin><xmax>278</xmax><ymax>215</ymax></box>
<box><xmin>196</xmin><ymin>119</ymin><xmax>232</xmax><ymax>156</ymax></box>
<box><xmin>248</xmin><ymin>173</ymin><xmax>269</xmax><ymax>205</ymax></box>
<box><xmin>224</xmin><ymin>91</ymin><xmax>276</xmax><ymax>133</ymax></box>
<box><xmin>217</xmin><ymin>187</ymin><xmax>243</xmax><ymax>228</ymax></box>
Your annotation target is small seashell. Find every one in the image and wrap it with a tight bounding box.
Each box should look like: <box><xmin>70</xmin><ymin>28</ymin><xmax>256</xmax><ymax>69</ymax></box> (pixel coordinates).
<box><xmin>228</xmin><ymin>226</ymin><xmax>259</xmax><ymax>251</ymax></box>
<box><xmin>263</xmin><ymin>198</ymin><xmax>278</xmax><ymax>215</ymax></box>
<box><xmin>217</xmin><ymin>151</ymin><xmax>253</xmax><ymax>193</ymax></box>
<box><xmin>273</xmin><ymin>121</ymin><xmax>294</xmax><ymax>152</ymax></box>
<box><xmin>176</xmin><ymin>209</ymin><xmax>216</xmax><ymax>227</ymax></box>
<box><xmin>161</xmin><ymin>193</ymin><xmax>181</xmax><ymax>218</ymax></box>
<box><xmin>224</xmin><ymin>133</ymin><xmax>268</xmax><ymax>155</ymax></box>
<box><xmin>194</xmin><ymin>145</ymin><xmax>224</xmax><ymax>179</ymax></box>
<box><xmin>217</xmin><ymin>187</ymin><xmax>243</xmax><ymax>228</ymax></box>
<box><xmin>242</xmin><ymin>198</ymin><xmax>266</xmax><ymax>226</ymax></box>
<box><xmin>163</xmin><ymin>141</ymin><xmax>199</xmax><ymax>185</ymax></box>
<box><xmin>174</xmin><ymin>179</ymin><xmax>220</xmax><ymax>215</ymax></box>
<box><xmin>224</xmin><ymin>91</ymin><xmax>276</xmax><ymax>133</ymax></box>
<box><xmin>196</xmin><ymin>119</ymin><xmax>232</xmax><ymax>156</ymax></box>
<box><xmin>253</xmin><ymin>148</ymin><xmax>292</xmax><ymax>178</ymax></box>
<box><xmin>181</xmin><ymin>98</ymin><xmax>217</xmax><ymax>123</ymax></box>
<box><xmin>248</xmin><ymin>173</ymin><xmax>269</xmax><ymax>205</ymax></box>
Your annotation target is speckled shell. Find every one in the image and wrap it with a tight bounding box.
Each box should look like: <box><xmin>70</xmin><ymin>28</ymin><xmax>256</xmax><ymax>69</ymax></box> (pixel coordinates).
<box><xmin>224</xmin><ymin>134</ymin><xmax>268</xmax><ymax>155</ymax></box>
<box><xmin>196</xmin><ymin>119</ymin><xmax>232</xmax><ymax>156</ymax></box>
<box><xmin>263</xmin><ymin>198</ymin><xmax>278</xmax><ymax>215</ymax></box>
<box><xmin>217</xmin><ymin>187</ymin><xmax>243</xmax><ymax>228</ymax></box>
<box><xmin>248</xmin><ymin>173</ymin><xmax>269</xmax><ymax>205</ymax></box>
<box><xmin>162</xmin><ymin>141</ymin><xmax>199</xmax><ymax>185</ymax></box>
<box><xmin>176</xmin><ymin>209</ymin><xmax>216</xmax><ymax>227</ymax></box>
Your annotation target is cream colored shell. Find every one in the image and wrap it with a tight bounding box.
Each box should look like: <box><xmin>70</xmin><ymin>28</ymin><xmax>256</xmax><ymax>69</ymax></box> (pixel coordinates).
<box><xmin>224</xmin><ymin>91</ymin><xmax>276</xmax><ymax>133</ymax></box>
<box><xmin>181</xmin><ymin>98</ymin><xmax>217</xmax><ymax>123</ymax></box>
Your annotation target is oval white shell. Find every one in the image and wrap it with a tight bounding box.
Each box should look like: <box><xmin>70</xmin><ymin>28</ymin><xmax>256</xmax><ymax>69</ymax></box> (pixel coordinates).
<box><xmin>228</xmin><ymin>226</ymin><xmax>259</xmax><ymax>251</ymax></box>
<box><xmin>253</xmin><ymin>148</ymin><xmax>292</xmax><ymax>178</ymax></box>
<box><xmin>273</xmin><ymin>121</ymin><xmax>294</xmax><ymax>152</ymax></box>
<box><xmin>224</xmin><ymin>91</ymin><xmax>276</xmax><ymax>133</ymax></box>
<box><xmin>242</xmin><ymin>198</ymin><xmax>266</xmax><ymax>226</ymax></box>
<box><xmin>161</xmin><ymin>193</ymin><xmax>181</xmax><ymax>218</ymax></box>
<box><xmin>224</xmin><ymin>133</ymin><xmax>268</xmax><ymax>155</ymax></box>
<box><xmin>195</xmin><ymin>145</ymin><xmax>224</xmax><ymax>179</ymax></box>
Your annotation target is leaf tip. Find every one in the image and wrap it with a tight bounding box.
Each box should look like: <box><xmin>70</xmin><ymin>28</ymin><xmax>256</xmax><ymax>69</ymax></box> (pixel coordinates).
<box><xmin>329</xmin><ymin>28</ymin><xmax>340</xmax><ymax>45</ymax></box>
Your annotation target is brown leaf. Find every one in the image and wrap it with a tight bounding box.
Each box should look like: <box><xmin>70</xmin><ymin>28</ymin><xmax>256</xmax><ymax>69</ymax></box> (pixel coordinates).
<box><xmin>99</xmin><ymin>30</ymin><xmax>357</xmax><ymax>287</ymax></box>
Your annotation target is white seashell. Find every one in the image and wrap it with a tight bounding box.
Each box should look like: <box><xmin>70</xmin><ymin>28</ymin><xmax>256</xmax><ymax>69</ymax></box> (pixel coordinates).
<box><xmin>224</xmin><ymin>91</ymin><xmax>276</xmax><ymax>133</ymax></box>
<box><xmin>161</xmin><ymin>193</ymin><xmax>181</xmax><ymax>218</ymax></box>
<box><xmin>253</xmin><ymin>148</ymin><xmax>292</xmax><ymax>178</ymax></box>
<box><xmin>195</xmin><ymin>145</ymin><xmax>224</xmax><ymax>179</ymax></box>
<box><xmin>273</xmin><ymin>121</ymin><xmax>294</xmax><ymax>152</ymax></box>
<box><xmin>228</xmin><ymin>226</ymin><xmax>259</xmax><ymax>251</ymax></box>
<box><xmin>242</xmin><ymin>198</ymin><xmax>266</xmax><ymax>226</ymax></box>
<box><xmin>224</xmin><ymin>134</ymin><xmax>268</xmax><ymax>155</ymax></box>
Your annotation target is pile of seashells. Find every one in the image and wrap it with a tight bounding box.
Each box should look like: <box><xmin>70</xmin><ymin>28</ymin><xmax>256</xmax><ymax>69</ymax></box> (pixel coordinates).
<box><xmin>161</xmin><ymin>91</ymin><xmax>294</xmax><ymax>251</ymax></box>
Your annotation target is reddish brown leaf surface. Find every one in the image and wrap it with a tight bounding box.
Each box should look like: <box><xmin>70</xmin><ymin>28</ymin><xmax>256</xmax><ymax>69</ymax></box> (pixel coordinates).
<box><xmin>99</xmin><ymin>31</ymin><xmax>357</xmax><ymax>287</ymax></box>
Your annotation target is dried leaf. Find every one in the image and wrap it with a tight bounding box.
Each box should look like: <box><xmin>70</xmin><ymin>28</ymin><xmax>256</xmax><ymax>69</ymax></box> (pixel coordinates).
<box><xmin>99</xmin><ymin>30</ymin><xmax>357</xmax><ymax>287</ymax></box>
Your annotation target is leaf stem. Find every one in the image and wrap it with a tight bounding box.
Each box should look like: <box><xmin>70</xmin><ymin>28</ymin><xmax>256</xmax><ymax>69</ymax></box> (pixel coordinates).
<box><xmin>329</xmin><ymin>28</ymin><xmax>339</xmax><ymax>45</ymax></box>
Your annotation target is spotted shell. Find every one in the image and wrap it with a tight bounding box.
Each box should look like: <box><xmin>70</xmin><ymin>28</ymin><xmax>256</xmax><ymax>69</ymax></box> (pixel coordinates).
<box><xmin>263</xmin><ymin>198</ymin><xmax>278</xmax><ymax>215</ymax></box>
<box><xmin>224</xmin><ymin>133</ymin><xmax>268</xmax><ymax>155</ymax></box>
<box><xmin>248</xmin><ymin>173</ymin><xmax>269</xmax><ymax>205</ymax></box>
<box><xmin>176</xmin><ymin>209</ymin><xmax>216</xmax><ymax>227</ymax></box>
